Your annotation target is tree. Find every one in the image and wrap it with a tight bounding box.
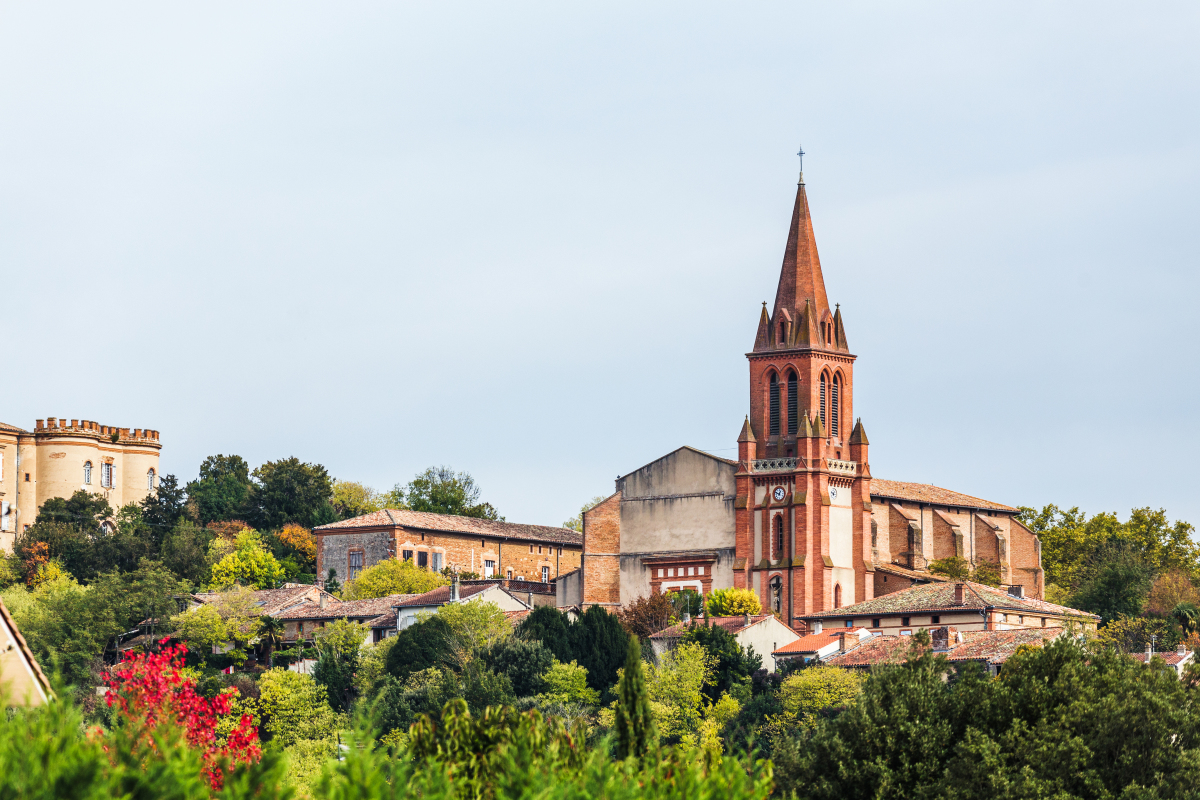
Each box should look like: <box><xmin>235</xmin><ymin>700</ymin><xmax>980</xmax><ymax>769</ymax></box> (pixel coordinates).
<box><xmin>1095</xmin><ymin>614</ymin><xmax>1182</xmax><ymax>652</ymax></box>
<box><xmin>705</xmin><ymin>587</ymin><xmax>762</xmax><ymax>617</ymax></box>
<box><xmin>140</xmin><ymin>473</ymin><xmax>189</xmax><ymax>541</ymax></box>
<box><xmin>1147</xmin><ymin>568</ymin><xmax>1200</xmax><ymax>616</ymax></box>
<box><xmin>479</xmin><ymin>638</ymin><xmax>553</xmax><ymax>697</ymax></box>
<box><xmin>517</xmin><ymin>606</ymin><xmax>575</xmax><ymax>663</ymax></box>
<box><xmin>537</xmin><ymin>659</ymin><xmax>599</xmax><ymax>706</ymax></box>
<box><xmin>331</xmin><ymin>479</ymin><xmax>386</xmax><ymax>520</ymax></box>
<box><xmin>681</xmin><ymin>622</ymin><xmax>761</xmax><ymax>704</ymax></box>
<box><xmin>435</xmin><ymin>600</ymin><xmax>512</xmax><ymax>659</ymax></box>
<box><xmin>258</xmin><ymin>615</ymin><xmax>286</xmax><ymax>668</ymax></box>
<box><xmin>563</xmin><ymin>495</ymin><xmax>608</xmax><ymax>532</ymax></box>
<box><xmin>614</xmin><ymin>635</ymin><xmax>655</xmax><ymax>760</ymax></box>
<box><xmin>257</xmin><ymin>668</ymin><xmax>339</xmax><ymax>748</ymax></box>
<box><xmin>569</xmin><ymin>605</ymin><xmax>629</xmax><ymax>693</ymax></box>
<box><xmin>91</xmin><ymin>559</ymin><xmax>186</xmax><ymax>641</ymax></box>
<box><xmin>186</xmin><ymin>454</ymin><xmax>252</xmax><ymax>525</ymax></box>
<box><xmin>1172</xmin><ymin>602</ymin><xmax>1200</xmax><ymax>636</ymax></box>
<box><xmin>160</xmin><ymin>520</ymin><xmax>215</xmax><ymax>586</ymax></box>
<box><xmin>619</xmin><ymin>593</ymin><xmax>677</xmax><ymax>639</ymax></box>
<box><xmin>173</xmin><ymin>603</ymin><xmax>229</xmax><ymax>652</ymax></box>
<box><xmin>313</xmin><ymin>619</ymin><xmax>365</xmax><ymax>712</ymax></box>
<box><xmin>248</xmin><ymin>457</ymin><xmax>336</xmax><ymax>530</ymax></box>
<box><xmin>15</xmin><ymin>523</ymin><xmax>94</xmax><ymax>583</ymax></box>
<box><xmin>929</xmin><ymin>556</ymin><xmax>971</xmax><ymax>580</ymax></box>
<box><xmin>386</xmin><ymin>616</ymin><xmax>456</xmax><ymax>679</ymax></box>
<box><xmin>1073</xmin><ymin>541</ymin><xmax>1155</xmax><ymax>623</ymax></box>
<box><xmin>401</xmin><ymin>466</ymin><xmax>501</xmax><ymax>520</ymax></box>
<box><xmin>777</xmin><ymin>666</ymin><xmax>865</xmax><ymax>727</ymax></box>
<box><xmin>970</xmin><ymin>558</ymin><xmax>1002</xmax><ymax>587</ymax></box>
<box><xmin>341</xmin><ymin>557</ymin><xmax>447</xmax><ymax>600</ymax></box>
<box><xmin>32</xmin><ymin>490</ymin><xmax>112</xmax><ymax>532</ymax></box>
<box><xmin>173</xmin><ymin>586</ymin><xmax>262</xmax><ymax>659</ymax></box>
<box><xmin>209</xmin><ymin>529</ymin><xmax>286</xmax><ymax>589</ymax></box>
<box><xmin>642</xmin><ymin>641</ymin><xmax>715</xmax><ymax>744</ymax></box>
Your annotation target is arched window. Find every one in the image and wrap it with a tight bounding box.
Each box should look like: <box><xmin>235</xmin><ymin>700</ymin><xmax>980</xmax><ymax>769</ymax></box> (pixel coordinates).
<box><xmin>834</xmin><ymin>583</ymin><xmax>842</xmax><ymax>609</ymax></box>
<box><xmin>774</xmin><ymin>514</ymin><xmax>785</xmax><ymax>558</ymax></box>
<box><xmin>769</xmin><ymin>373</ymin><xmax>780</xmax><ymax>436</ymax></box>
<box><xmin>83</xmin><ymin>461</ymin><xmax>93</xmax><ymax>485</ymax></box>
<box><xmin>819</xmin><ymin>373</ymin><xmax>827</xmax><ymax>429</ymax></box>
<box><xmin>147</xmin><ymin>468</ymin><xmax>156</xmax><ymax>491</ymax></box>
<box><xmin>787</xmin><ymin>371</ymin><xmax>798</xmax><ymax>435</ymax></box>
<box><xmin>770</xmin><ymin>576</ymin><xmax>783</xmax><ymax>614</ymax></box>
<box><xmin>831</xmin><ymin>375</ymin><xmax>840</xmax><ymax>438</ymax></box>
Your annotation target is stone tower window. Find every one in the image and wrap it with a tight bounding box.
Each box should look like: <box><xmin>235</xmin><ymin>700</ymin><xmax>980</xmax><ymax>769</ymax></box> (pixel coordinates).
<box><xmin>773</xmin><ymin>515</ymin><xmax>785</xmax><ymax>558</ymax></box>
<box><xmin>787</xmin><ymin>372</ymin><xmax>798</xmax><ymax>435</ymax></box>
<box><xmin>769</xmin><ymin>374</ymin><xmax>780</xmax><ymax>436</ymax></box>
<box><xmin>147</xmin><ymin>468</ymin><xmax>156</xmax><ymax>491</ymax></box>
<box><xmin>84</xmin><ymin>461</ymin><xmax>93</xmax><ymax>485</ymax></box>
<box><xmin>831</xmin><ymin>375</ymin><xmax>841</xmax><ymax>438</ymax></box>
<box><xmin>819</xmin><ymin>373</ymin><xmax>827</xmax><ymax>428</ymax></box>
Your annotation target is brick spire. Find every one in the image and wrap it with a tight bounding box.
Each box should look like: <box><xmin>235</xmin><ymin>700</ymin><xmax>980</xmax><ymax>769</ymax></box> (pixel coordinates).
<box><xmin>772</xmin><ymin>174</ymin><xmax>830</xmax><ymax>325</ymax></box>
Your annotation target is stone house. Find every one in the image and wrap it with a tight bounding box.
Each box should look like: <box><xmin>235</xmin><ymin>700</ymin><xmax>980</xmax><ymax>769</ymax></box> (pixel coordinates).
<box><xmin>821</xmin><ymin>625</ymin><xmax>1067</xmax><ymax>676</ymax></box>
<box><xmin>647</xmin><ymin>614</ymin><xmax>801</xmax><ymax>672</ymax></box>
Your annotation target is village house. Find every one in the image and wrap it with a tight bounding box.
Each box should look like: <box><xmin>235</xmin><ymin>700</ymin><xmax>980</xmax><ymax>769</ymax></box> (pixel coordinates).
<box><xmin>797</xmin><ymin>580</ymin><xmax>1098</xmax><ymax>637</ymax></box>
<box><xmin>390</xmin><ymin>581</ymin><xmax>530</xmax><ymax>632</ymax></box>
<box><xmin>276</xmin><ymin>593</ymin><xmax>420</xmax><ymax>645</ymax></box>
<box><xmin>647</xmin><ymin>614</ymin><xmax>801</xmax><ymax>672</ymax></box>
<box><xmin>819</xmin><ymin>625</ymin><xmax>1067</xmax><ymax>676</ymax></box>
<box><xmin>314</xmin><ymin>509</ymin><xmax>582</xmax><ymax>587</ymax></box>
<box><xmin>1130</xmin><ymin>644</ymin><xmax>1195</xmax><ymax>679</ymax></box>
<box><xmin>771</xmin><ymin>627</ymin><xmax>877</xmax><ymax>667</ymax></box>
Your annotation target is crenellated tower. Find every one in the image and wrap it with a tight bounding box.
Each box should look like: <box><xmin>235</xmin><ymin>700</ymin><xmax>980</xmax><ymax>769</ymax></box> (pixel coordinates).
<box><xmin>734</xmin><ymin>171</ymin><xmax>874</xmax><ymax>630</ymax></box>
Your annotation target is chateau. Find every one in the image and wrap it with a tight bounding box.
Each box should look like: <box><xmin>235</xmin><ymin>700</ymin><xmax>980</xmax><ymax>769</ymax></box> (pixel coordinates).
<box><xmin>0</xmin><ymin>417</ymin><xmax>163</xmax><ymax>551</ymax></box>
<box><xmin>564</xmin><ymin>172</ymin><xmax>1044</xmax><ymax>630</ymax></box>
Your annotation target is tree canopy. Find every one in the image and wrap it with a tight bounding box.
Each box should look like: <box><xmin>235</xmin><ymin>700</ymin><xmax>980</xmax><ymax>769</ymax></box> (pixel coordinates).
<box><xmin>340</xmin><ymin>557</ymin><xmax>446</xmax><ymax>600</ymax></box>
<box><xmin>397</xmin><ymin>466</ymin><xmax>501</xmax><ymax>520</ymax></box>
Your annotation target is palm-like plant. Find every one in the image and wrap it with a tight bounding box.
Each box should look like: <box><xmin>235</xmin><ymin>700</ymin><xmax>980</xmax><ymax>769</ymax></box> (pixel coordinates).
<box><xmin>258</xmin><ymin>615</ymin><xmax>286</xmax><ymax>669</ymax></box>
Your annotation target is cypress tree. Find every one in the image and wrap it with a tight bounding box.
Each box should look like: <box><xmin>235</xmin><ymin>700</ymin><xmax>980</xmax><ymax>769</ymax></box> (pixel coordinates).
<box><xmin>614</xmin><ymin>634</ymin><xmax>655</xmax><ymax>761</ymax></box>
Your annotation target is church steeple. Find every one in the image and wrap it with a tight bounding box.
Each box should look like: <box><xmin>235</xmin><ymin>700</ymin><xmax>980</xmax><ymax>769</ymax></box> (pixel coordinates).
<box><xmin>772</xmin><ymin>174</ymin><xmax>830</xmax><ymax>326</ymax></box>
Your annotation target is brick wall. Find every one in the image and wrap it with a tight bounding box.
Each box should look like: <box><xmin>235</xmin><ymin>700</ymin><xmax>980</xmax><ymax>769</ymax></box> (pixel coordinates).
<box><xmin>582</xmin><ymin>493</ymin><xmax>621</xmax><ymax>606</ymax></box>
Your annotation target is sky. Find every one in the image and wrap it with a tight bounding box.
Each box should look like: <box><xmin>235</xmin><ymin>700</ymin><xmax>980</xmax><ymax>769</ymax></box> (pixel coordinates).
<box><xmin>2</xmin><ymin>3</ymin><xmax>1198</xmax><ymax>530</ymax></box>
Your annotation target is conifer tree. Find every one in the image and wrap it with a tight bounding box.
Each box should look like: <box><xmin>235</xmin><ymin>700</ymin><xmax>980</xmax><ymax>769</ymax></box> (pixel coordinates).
<box><xmin>614</xmin><ymin>634</ymin><xmax>655</xmax><ymax>761</ymax></box>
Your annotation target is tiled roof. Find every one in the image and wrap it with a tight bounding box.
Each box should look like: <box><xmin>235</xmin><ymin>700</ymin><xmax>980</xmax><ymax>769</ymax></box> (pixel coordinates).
<box><xmin>824</xmin><ymin>635</ymin><xmax>917</xmax><ymax>667</ymax></box>
<box><xmin>947</xmin><ymin>628</ymin><xmax>1064</xmax><ymax>665</ymax></box>
<box><xmin>0</xmin><ymin>421</ymin><xmax>28</xmax><ymax>434</ymax></box>
<box><xmin>874</xmin><ymin>563</ymin><xmax>950</xmax><ymax>582</ymax></box>
<box><xmin>366</xmin><ymin>611</ymin><xmax>397</xmax><ymax>629</ymax></box>
<box><xmin>774</xmin><ymin>628</ymin><xmax>871</xmax><ymax>654</ymax></box>
<box><xmin>871</xmin><ymin>479</ymin><xmax>1017</xmax><ymax>513</ymax></box>
<box><xmin>1130</xmin><ymin>650</ymin><xmax>1193</xmax><ymax>666</ymax></box>
<box><xmin>648</xmin><ymin>615</ymin><xmax>777</xmax><ymax>640</ymax></box>
<box><xmin>504</xmin><ymin>609</ymin><xmax>531</xmax><ymax>627</ymax></box>
<box><xmin>314</xmin><ymin>509</ymin><xmax>583</xmax><ymax>546</ymax></box>
<box><xmin>276</xmin><ymin>594</ymin><xmax>419</xmax><ymax>621</ymax></box>
<box><xmin>392</xmin><ymin>582</ymin><xmax>500</xmax><ymax>608</ymax></box>
<box><xmin>800</xmin><ymin>581</ymin><xmax>1099</xmax><ymax>621</ymax></box>
<box><xmin>193</xmin><ymin>585</ymin><xmax>334</xmax><ymax>616</ymax></box>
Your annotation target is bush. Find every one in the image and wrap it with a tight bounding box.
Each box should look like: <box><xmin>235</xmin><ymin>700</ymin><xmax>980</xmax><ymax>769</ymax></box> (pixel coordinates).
<box><xmin>704</xmin><ymin>588</ymin><xmax>762</xmax><ymax>617</ymax></box>
<box><xmin>479</xmin><ymin>638</ymin><xmax>553</xmax><ymax>697</ymax></box>
<box><xmin>341</xmin><ymin>558</ymin><xmax>447</xmax><ymax>600</ymax></box>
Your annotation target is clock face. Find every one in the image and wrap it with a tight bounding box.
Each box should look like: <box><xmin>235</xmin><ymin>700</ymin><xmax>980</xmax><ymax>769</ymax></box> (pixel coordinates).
<box><xmin>829</xmin><ymin>486</ymin><xmax>838</xmax><ymax>500</ymax></box>
<box><xmin>773</xmin><ymin>487</ymin><xmax>786</xmax><ymax>502</ymax></box>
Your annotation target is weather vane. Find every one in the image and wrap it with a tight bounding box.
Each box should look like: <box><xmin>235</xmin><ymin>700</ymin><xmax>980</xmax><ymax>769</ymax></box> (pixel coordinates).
<box><xmin>797</xmin><ymin>145</ymin><xmax>805</xmax><ymax>173</ymax></box>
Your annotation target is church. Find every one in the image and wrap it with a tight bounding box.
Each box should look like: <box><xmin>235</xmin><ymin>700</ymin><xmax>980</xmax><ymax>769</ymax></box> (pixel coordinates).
<box><xmin>559</xmin><ymin>171</ymin><xmax>1045</xmax><ymax>630</ymax></box>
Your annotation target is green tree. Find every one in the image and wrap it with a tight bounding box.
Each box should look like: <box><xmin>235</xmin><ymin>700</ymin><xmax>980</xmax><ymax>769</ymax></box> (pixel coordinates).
<box><xmin>386</xmin><ymin>616</ymin><xmax>456</xmax><ymax>680</ymax></box>
<box><xmin>777</xmin><ymin>665</ymin><xmax>865</xmax><ymax>727</ymax></box>
<box><xmin>1073</xmin><ymin>541</ymin><xmax>1155</xmax><ymax>623</ymax></box>
<box><xmin>517</xmin><ymin>606</ymin><xmax>574</xmax><ymax>663</ymax></box>
<box><xmin>209</xmin><ymin>530</ymin><xmax>285</xmax><ymax>589</ymax></box>
<box><xmin>537</xmin><ymin>659</ymin><xmax>599</xmax><ymax>706</ymax></box>
<box><xmin>562</xmin><ymin>495</ymin><xmax>607</xmax><ymax>532</ymax></box>
<box><xmin>140</xmin><ymin>473</ymin><xmax>189</xmax><ymax>543</ymax></box>
<box><xmin>479</xmin><ymin>638</ymin><xmax>553</xmax><ymax>697</ymax></box>
<box><xmin>400</xmin><ymin>466</ymin><xmax>501</xmax><ymax>520</ymax></box>
<box><xmin>569</xmin><ymin>605</ymin><xmax>629</xmax><ymax>693</ymax></box>
<box><xmin>970</xmin><ymin>558</ymin><xmax>1002</xmax><ymax>587</ymax></box>
<box><xmin>330</xmin><ymin>479</ymin><xmax>386</xmax><ymax>520</ymax></box>
<box><xmin>186</xmin><ymin>454</ymin><xmax>252</xmax><ymax>525</ymax></box>
<box><xmin>257</xmin><ymin>668</ymin><xmax>339</xmax><ymax>748</ymax></box>
<box><xmin>31</xmin><ymin>490</ymin><xmax>112</xmax><ymax>532</ymax></box>
<box><xmin>642</xmin><ymin>641</ymin><xmax>715</xmax><ymax>743</ymax></box>
<box><xmin>160</xmin><ymin>520</ymin><xmax>215</xmax><ymax>586</ymax></box>
<box><xmin>681</xmin><ymin>622</ymin><xmax>761</xmax><ymax>704</ymax></box>
<box><xmin>172</xmin><ymin>603</ymin><xmax>228</xmax><ymax>652</ymax></box>
<box><xmin>258</xmin><ymin>615</ymin><xmax>286</xmax><ymax>668</ymax></box>
<box><xmin>341</xmin><ymin>557</ymin><xmax>447</xmax><ymax>600</ymax></box>
<box><xmin>1095</xmin><ymin>614</ymin><xmax>1182</xmax><ymax>652</ymax></box>
<box><xmin>929</xmin><ymin>556</ymin><xmax>971</xmax><ymax>580</ymax></box>
<box><xmin>705</xmin><ymin>587</ymin><xmax>762</xmax><ymax>617</ymax></box>
<box><xmin>435</xmin><ymin>600</ymin><xmax>512</xmax><ymax>659</ymax></box>
<box><xmin>614</xmin><ymin>635</ymin><xmax>655</xmax><ymax>760</ymax></box>
<box><xmin>91</xmin><ymin>559</ymin><xmax>186</xmax><ymax>641</ymax></box>
<box><xmin>248</xmin><ymin>457</ymin><xmax>336</xmax><ymax>530</ymax></box>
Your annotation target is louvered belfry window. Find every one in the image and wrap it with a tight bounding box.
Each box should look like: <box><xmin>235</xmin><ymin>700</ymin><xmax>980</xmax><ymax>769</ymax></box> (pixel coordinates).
<box><xmin>787</xmin><ymin>373</ymin><xmax>798</xmax><ymax>435</ymax></box>
<box><xmin>819</xmin><ymin>374</ymin><xmax>827</xmax><ymax>428</ymax></box>
<box><xmin>769</xmin><ymin>374</ymin><xmax>780</xmax><ymax>436</ymax></box>
<box><xmin>831</xmin><ymin>375</ymin><xmax>840</xmax><ymax>437</ymax></box>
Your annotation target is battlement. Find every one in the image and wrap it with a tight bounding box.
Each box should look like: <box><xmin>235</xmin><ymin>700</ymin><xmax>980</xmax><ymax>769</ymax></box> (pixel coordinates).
<box><xmin>34</xmin><ymin>417</ymin><xmax>161</xmax><ymax>444</ymax></box>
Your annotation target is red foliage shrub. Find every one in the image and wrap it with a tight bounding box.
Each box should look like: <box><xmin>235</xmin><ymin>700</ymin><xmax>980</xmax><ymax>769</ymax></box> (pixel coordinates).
<box><xmin>104</xmin><ymin>640</ymin><xmax>260</xmax><ymax>790</ymax></box>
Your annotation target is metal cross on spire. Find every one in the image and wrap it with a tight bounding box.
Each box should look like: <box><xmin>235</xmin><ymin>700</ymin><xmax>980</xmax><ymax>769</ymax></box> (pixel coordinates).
<box><xmin>797</xmin><ymin>145</ymin><xmax>805</xmax><ymax>173</ymax></box>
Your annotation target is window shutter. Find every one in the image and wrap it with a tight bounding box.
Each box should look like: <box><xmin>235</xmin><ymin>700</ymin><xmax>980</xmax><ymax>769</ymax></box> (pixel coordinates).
<box><xmin>769</xmin><ymin>376</ymin><xmax>780</xmax><ymax>436</ymax></box>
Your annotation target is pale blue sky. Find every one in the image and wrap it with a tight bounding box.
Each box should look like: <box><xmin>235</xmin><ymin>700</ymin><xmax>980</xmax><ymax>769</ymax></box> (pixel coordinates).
<box><xmin>2</xmin><ymin>3</ymin><xmax>1198</xmax><ymax>529</ymax></box>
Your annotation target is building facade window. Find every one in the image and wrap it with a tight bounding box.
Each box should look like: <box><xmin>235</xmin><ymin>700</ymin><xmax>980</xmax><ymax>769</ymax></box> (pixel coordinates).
<box><xmin>769</xmin><ymin>374</ymin><xmax>780</xmax><ymax>436</ymax></box>
<box><xmin>147</xmin><ymin>468</ymin><xmax>156</xmax><ymax>490</ymax></box>
<box><xmin>101</xmin><ymin>463</ymin><xmax>113</xmax><ymax>488</ymax></box>
<box><xmin>84</xmin><ymin>461</ymin><xmax>93</xmax><ymax>485</ymax></box>
<box><xmin>871</xmin><ymin>618</ymin><xmax>881</xmax><ymax>628</ymax></box>
<box><xmin>834</xmin><ymin>583</ymin><xmax>842</xmax><ymax>608</ymax></box>
<box><xmin>819</xmin><ymin>374</ymin><xmax>827</xmax><ymax>428</ymax></box>
<box><xmin>402</xmin><ymin>549</ymin><xmax>413</xmax><ymax>561</ymax></box>
<box><xmin>348</xmin><ymin>551</ymin><xmax>364</xmax><ymax>580</ymax></box>
<box><xmin>483</xmin><ymin>560</ymin><xmax>495</xmax><ymax>578</ymax></box>
<box><xmin>773</xmin><ymin>515</ymin><xmax>785</xmax><ymax>558</ymax></box>
<box><xmin>931</xmin><ymin>615</ymin><xmax>940</xmax><ymax>624</ymax></box>
<box><xmin>831</xmin><ymin>375</ymin><xmax>840</xmax><ymax>437</ymax></box>
<box><xmin>787</xmin><ymin>372</ymin><xmax>798</xmax><ymax>435</ymax></box>
<box><xmin>431</xmin><ymin>552</ymin><xmax>443</xmax><ymax>572</ymax></box>
<box><xmin>541</xmin><ymin>566</ymin><xmax>550</xmax><ymax>582</ymax></box>
<box><xmin>770</xmin><ymin>576</ymin><xmax>783</xmax><ymax>613</ymax></box>
<box><xmin>417</xmin><ymin>551</ymin><xmax>428</xmax><ymax>568</ymax></box>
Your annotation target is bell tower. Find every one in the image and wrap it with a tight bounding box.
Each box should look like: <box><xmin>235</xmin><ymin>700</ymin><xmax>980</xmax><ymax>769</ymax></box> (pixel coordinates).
<box><xmin>734</xmin><ymin>170</ymin><xmax>874</xmax><ymax>629</ymax></box>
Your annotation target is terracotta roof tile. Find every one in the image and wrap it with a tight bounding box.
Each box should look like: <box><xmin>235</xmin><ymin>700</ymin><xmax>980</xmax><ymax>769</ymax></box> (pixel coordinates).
<box><xmin>1129</xmin><ymin>650</ymin><xmax>1194</xmax><ymax>666</ymax></box>
<box><xmin>946</xmin><ymin>628</ymin><xmax>1064</xmax><ymax>665</ymax></box>
<box><xmin>649</xmin><ymin>615</ymin><xmax>777</xmax><ymax>640</ymax></box>
<box><xmin>314</xmin><ymin>509</ymin><xmax>582</xmax><ymax>546</ymax></box>
<box><xmin>871</xmin><ymin>479</ymin><xmax>1017</xmax><ymax>513</ymax></box>
<box><xmin>800</xmin><ymin>581</ymin><xmax>1098</xmax><ymax>621</ymax></box>
<box><xmin>824</xmin><ymin>636</ymin><xmax>918</xmax><ymax>667</ymax></box>
<box><xmin>774</xmin><ymin>628</ymin><xmax>871</xmax><ymax>654</ymax></box>
<box><xmin>873</xmin><ymin>563</ymin><xmax>950</xmax><ymax>582</ymax></box>
<box><xmin>276</xmin><ymin>593</ymin><xmax>419</xmax><ymax>621</ymax></box>
<box><xmin>0</xmin><ymin>421</ymin><xmax>28</xmax><ymax>434</ymax></box>
<box><xmin>393</xmin><ymin>582</ymin><xmax>501</xmax><ymax>608</ymax></box>
<box><xmin>193</xmin><ymin>585</ymin><xmax>334</xmax><ymax>616</ymax></box>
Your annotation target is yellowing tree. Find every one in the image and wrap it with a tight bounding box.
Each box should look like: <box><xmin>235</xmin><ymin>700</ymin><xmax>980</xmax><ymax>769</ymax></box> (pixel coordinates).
<box><xmin>209</xmin><ymin>530</ymin><xmax>285</xmax><ymax>589</ymax></box>
<box><xmin>704</xmin><ymin>588</ymin><xmax>762</xmax><ymax>617</ymax></box>
<box><xmin>341</xmin><ymin>558</ymin><xmax>447</xmax><ymax>600</ymax></box>
<box><xmin>277</xmin><ymin>523</ymin><xmax>317</xmax><ymax>564</ymax></box>
<box><xmin>642</xmin><ymin>641</ymin><xmax>715</xmax><ymax>743</ymax></box>
<box><xmin>331</xmin><ymin>480</ymin><xmax>386</xmax><ymax>520</ymax></box>
<box><xmin>778</xmin><ymin>665</ymin><xmax>865</xmax><ymax>727</ymax></box>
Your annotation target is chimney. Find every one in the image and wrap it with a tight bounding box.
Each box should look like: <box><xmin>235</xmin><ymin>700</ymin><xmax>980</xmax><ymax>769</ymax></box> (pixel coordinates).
<box><xmin>682</xmin><ymin>611</ymin><xmax>691</xmax><ymax>624</ymax></box>
<box><xmin>838</xmin><ymin>632</ymin><xmax>848</xmax><ymax>652</ymax></box>
<box><xmin>932</xmin><ymin>626</ymin><xmax>951</xmax><ymax>652</ymax></box>
<box><xmin>743</xmin><ymin>612</ymin><xmax>751</xmax><ymax>628</ymax></box>
<box><xmin>1179</xmin><ymin>644</ymin><xmax>1188</xmax><ymax>655</ymax></box>
<box><xmin>954</xmin><ymin>583</ymin><xmax>966</xmax><ymax>604</ymax></box>
<box><xmin>812</xmin><ymin>620</ymin><xmax>823</xmax><ymax>635</ymax></box>
<box><xmin>1146</xmin><ymin>644</ymin><xmax>1153</xmax><ymax>661</ymax></box>
<box><xmin>319</xmin><ymin>593</ymin><xmax>327</xmax><ymax>610</ymax></box>
<box><xmin>1007</xmin><ymin>585</ymin><xmax>1024</xmax><ymax>599</ymax></box>
<box><xmin>450</xmin><ymin>573</ymin><xmax>460</xmax><ymax>602</ymax></box>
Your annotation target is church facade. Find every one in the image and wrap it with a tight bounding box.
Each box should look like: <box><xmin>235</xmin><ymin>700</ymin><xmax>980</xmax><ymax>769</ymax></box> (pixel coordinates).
<box><xmin>565</xmin><ymin>173</ymin><xmax>1044</xmax><ymax>630</ymax></box>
